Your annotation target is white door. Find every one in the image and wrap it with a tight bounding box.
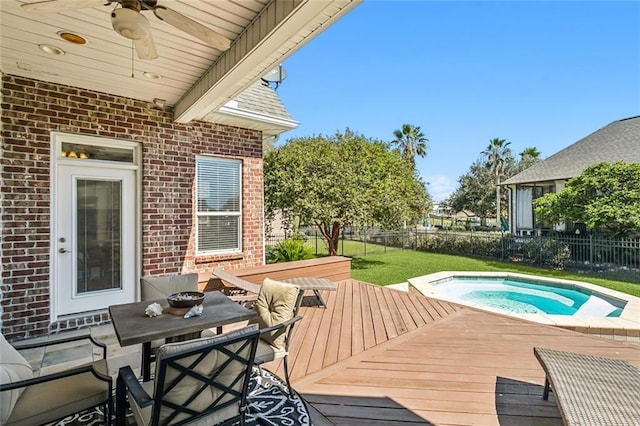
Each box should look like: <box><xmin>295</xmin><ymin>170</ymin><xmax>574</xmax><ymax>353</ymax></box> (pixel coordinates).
<box><xmin>55</xmin><ymin>164</ymin><xmax>136</xmax><ymax>316</ymax></box>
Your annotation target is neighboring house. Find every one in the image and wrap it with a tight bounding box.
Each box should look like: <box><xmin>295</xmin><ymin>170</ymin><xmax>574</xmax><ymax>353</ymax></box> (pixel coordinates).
<box><xmin>431</xmin><ymin>202</ymin><xmax>450</xmax><ymax>217</ymax></box>
<box><xmin>0</xmin><ymin>1</ymin><xmax>359</xmax><ymax>340</ymax></box>
<box><xmin>453</xmin><ymin>210</ymin><xmax>480</xmax><ymax>227</ymax></box>
<box><xmin>502</xmin><ymin>116</ymin><xmax>640</xmax><ymax>236</ymax></box>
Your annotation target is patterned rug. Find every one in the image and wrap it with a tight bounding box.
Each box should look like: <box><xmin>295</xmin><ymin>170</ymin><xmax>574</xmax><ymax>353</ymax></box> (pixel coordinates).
<box><xmin>49</xmin><ymin>368</ymin><xmax>311</xmax><ymax>426</ymax></box>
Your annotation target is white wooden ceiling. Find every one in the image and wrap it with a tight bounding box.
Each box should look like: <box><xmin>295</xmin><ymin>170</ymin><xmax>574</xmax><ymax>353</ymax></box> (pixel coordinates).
<box><xmin>0</xmin><ymin>0</ymin><xmax>360</xmax><ymax>123</ymax></box>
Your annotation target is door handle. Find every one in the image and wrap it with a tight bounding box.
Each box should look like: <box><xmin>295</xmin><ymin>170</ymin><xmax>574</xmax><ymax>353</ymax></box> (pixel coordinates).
<box><xmin>58</xmin><ymin>248</ymin><xmax>71</xmax><ymax>254</ymax></box>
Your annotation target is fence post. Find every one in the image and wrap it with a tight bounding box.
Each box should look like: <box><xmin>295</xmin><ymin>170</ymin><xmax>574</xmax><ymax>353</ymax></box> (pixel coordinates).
<box><xmin>384</xmin><ymin>232</ymin><xmax>387</xmax><ymax>253</ymax></box>
<box><xmin>315</xmin><ymin>231</ymin><xmax>318</xmax><ymax>256</ymax></box>
<box><xmin>364</xmin><ymin>228</ymin><xmax>367</xmax><ymax>257</ymax></box>
<box><xmin>589</xmin><ymin>234</ymin><xmax>594</xmax><ymax>272</ymax></box>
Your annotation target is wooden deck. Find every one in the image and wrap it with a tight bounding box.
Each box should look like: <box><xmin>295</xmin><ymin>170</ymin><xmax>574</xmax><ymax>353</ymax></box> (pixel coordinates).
<box><xmin>264</xmin><ymin>279</ymin><xmax>640</xmax><ymax>426</ymax></box>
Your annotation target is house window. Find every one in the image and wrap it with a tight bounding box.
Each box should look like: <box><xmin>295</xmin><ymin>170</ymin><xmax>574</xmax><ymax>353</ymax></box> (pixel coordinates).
<box><xmin>196</xmin><ymin>156</ymin><xmax>242</xmax><ymax>254</ymax></box>
<box><xmin>533</xmin><ymin>185</ymin><xmax>555</xmax><ymax>229</ymax></box>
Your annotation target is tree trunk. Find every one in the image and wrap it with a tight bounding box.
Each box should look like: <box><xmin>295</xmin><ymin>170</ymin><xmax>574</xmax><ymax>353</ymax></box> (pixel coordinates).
<box><xmin>496</xmin><ymin>176</ymin><xmax>501</xmax><ymax>227</ymax></box>
<box><xmin>317</xmin><ymin>221</ymin><xmax>341</xmax><ymax>256</ymax></box>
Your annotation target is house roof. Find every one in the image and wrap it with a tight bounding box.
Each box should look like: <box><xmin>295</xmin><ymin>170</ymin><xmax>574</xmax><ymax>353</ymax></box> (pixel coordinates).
<box><xmin>503</xmin><ymin>116</ymin><xmax>640</xmax><ymax>185</ymax></box>
<box><xmin>453</xmin><ymin>210</ymin><xmax>478</xmax><ymax>219</ymax></box>
<box><xmin>234</xmin><ymin>81</ymin><xmax>293</xmax><ymax>121</ymax></box>
<box><xmin>205</xmin><ymin>80</ymin><xmax>299</xmax><ymax>138</ymax></box>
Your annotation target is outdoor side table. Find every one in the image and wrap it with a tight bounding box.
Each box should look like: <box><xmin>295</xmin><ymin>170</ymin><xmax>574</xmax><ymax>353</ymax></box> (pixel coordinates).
<box><xmin>283</xmin><ymin>277</ymin><xmax>337</xmax><ymax>308</ymax></box>
<box><xmin>109</xmin><ymin>291</ymin><xmax>256</xmax><ymax>382</ymax></box>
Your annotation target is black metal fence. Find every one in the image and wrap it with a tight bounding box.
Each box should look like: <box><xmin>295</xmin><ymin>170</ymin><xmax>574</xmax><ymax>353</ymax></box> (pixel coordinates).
<box><xmin>266</xmin><ymin>228</ymin><xmax>640</xmax><ymax>283</ymax></box>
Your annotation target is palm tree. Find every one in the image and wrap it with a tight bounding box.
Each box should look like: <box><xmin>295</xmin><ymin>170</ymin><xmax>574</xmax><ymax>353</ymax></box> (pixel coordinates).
<box><xmin>519</xmin><ymin>147</ymin><xmax>541</xmax><ymax>160</ymax></box>
<box><xmin>391</xmin><ymin>124</ymin><xmax>428</xmax><ymax>169</ymax></box>
<box><xmin>517</xmin><ymin>146</ymin><xmax>542</xmax><ymax>173</ymax></box>
<box><xmin>482</xmin><ymin>138</ymin><xmax>512</xmax><ymax>226</ymax></box>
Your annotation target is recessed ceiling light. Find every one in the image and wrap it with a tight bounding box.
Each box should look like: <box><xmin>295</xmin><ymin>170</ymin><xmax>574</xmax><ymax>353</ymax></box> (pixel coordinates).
<box><xmin>58</xmin><ymin>31</ymin><xmax>87</xmax><ymax>45</ymax></box>
<box><xmin>38</xmin><ymin>44</ymin><xmax>65</xmax><ymax>55</ymax></box>
<box><xmin>143</xmin><ymin>72</ymin><xmax>162</xmax><ymax>80</ymax></box>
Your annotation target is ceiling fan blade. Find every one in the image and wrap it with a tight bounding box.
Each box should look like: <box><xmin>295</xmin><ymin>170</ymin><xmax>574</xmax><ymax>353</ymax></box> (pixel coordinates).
<box><xmin>21</xmin><ymin>0</ymin><xmax>107</xmax><ymax>13</ymax></box>
<box><xmin>134</xmin><ymin>32</ymin><xmax>158</xmax><ymax>60</ymax></box>
<box><xmin>153</xmin><ymin>6</ymin><xmax>231</xmax><ymax>51</ymax></box>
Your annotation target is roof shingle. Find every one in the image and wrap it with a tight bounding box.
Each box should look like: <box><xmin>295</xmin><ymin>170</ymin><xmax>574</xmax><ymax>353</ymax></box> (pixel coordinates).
<box><xmin>503</xmin><ymin>116</ymin><xmax>640</xmax><ymax>185</ymax></box>
<box><xmin>233</xmin><ymin>81</ymin><xmax>293</xmax><ymax>121</ymax></box>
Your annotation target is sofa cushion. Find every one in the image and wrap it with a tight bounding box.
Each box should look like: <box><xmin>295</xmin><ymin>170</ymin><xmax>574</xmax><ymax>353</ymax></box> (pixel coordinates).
<box><xmin>252</xmin><ymin>278</ymin><xmax>299</xmax><ymax>349</ymax></box>
<box><xmin>0</xmin><ymin>334</ymin><xmax>34</xmax><ymax>424</ymax></box>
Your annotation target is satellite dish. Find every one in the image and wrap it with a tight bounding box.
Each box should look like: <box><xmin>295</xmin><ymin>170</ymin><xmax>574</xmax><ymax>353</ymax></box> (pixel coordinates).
<box><xmin>261</xmin><ymin>65</ymin><xmax>287</xmax><ymax>89</ymax></box>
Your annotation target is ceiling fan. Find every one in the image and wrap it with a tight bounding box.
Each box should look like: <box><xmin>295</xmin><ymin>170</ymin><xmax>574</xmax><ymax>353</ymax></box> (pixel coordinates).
<box><xmin>21</xmin><ymin>0</ymin><xmax>232</xmax><ymax>60</ymax></box>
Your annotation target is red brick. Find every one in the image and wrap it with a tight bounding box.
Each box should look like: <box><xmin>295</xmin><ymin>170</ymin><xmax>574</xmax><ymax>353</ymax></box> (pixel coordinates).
<box><xmin>1</xmin><ymin>74</ymin><xmax>265</xmax><ymax>340</ymax></box>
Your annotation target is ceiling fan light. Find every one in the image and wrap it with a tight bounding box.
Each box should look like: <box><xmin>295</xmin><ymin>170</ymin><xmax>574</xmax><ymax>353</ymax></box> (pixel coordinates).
<box><xmin>111</xmin><ymin>8</ymin><xmax>150</xmax><ymax>40</ymax></box>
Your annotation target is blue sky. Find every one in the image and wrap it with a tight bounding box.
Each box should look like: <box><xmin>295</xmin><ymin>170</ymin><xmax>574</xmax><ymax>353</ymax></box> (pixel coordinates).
<box><xmin>275</xmin><ymin>1</ymin><xmax>640</xmax><ymax>201</ymax></box>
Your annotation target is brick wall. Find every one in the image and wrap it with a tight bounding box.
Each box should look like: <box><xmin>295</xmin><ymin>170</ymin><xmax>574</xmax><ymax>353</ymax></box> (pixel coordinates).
<box><xmin>1</xmin><ymin>74</ymin><xmax>265</xmax><ymax>341</ymax></box>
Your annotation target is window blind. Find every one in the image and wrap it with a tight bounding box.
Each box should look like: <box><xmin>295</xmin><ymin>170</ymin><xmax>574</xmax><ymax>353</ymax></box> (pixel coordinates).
<box><xmin>196</xmin><ymin>156</ymin><xmax>241</xmax><ymax>254</ymax></box>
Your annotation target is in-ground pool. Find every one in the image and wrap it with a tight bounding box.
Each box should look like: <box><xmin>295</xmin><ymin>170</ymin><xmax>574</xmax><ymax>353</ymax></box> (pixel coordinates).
<box><xmin>429</xmin><ymin>275</ymin><xmax>625</xmax><ymax>317</ymax></box>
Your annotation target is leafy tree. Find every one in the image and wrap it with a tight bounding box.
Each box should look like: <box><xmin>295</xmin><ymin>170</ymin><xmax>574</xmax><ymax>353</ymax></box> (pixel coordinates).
<box><xmin>534</xmin><ymin>162</ymin><xmax>640</xmax><ymax>237</ymax></box>
<box><xmin>449</xmin><ymin>160</ymin><xmax>497</xmax><ymax>224</ymax></box>
<box><xmin>482</xmin><ymin>138</ymin><xmax>512</xmax><ymax>222</ymax></box>
<box><xmin>390</xmin><ymin>124</ymin><xmax>428</xmax><ymax>169</ymax></box>
<box><xmin>264</xmin><ymin>129</ymin><xmax>430</xmax><ymax>255</ymax></box>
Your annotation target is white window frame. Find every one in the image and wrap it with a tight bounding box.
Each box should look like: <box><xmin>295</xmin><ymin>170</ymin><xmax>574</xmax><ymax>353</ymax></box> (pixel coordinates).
<box><xmin>195</xmin><ymin>155</ymin><xmax>242</xmax><ymax>255</ymax></box>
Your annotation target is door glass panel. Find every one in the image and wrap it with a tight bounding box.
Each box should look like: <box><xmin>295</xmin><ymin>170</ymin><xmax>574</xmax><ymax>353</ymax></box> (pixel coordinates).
<box><xmin>76</xmin><ymin>179</ymin><xmax>122</xmax><ymax>294</ymax></box>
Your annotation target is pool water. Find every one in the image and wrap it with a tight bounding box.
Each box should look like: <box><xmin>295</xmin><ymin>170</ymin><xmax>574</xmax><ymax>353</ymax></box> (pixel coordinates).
<box><xmin>433</xmin><ymin>277</ymin><xmax>623</xmax><ymax>317</ymax></box>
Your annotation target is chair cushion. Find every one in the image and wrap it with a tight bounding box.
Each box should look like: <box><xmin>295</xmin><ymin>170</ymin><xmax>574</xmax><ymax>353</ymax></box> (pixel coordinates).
<box><xmin>252</xmin><ymin>278</ymin><xmax>299</xmax><ymax>350</ymax></box>
<box><xmin>143</xmin><ymin>325</ymin><xmax>258</xmax><ymax>426</ymax></box>
<box><xmin>141</xmin><ymin>273</ymin><xmax>200</xmax><ymax>353</ymax></box>
<box><xmin>254</xmin><ymin>338</ymin><xmax>288</xmax><ymax>364</ymax></box>
<box><xmin>140</xmin><ymin>273</ymin><xmax>199</xmax><ymax>301</ymax></box>
<box><xmin>0</xmin><ymin>334</ymin><xmax>33</xmax><ymax>424</ymax></box>
<box><xmin>6</xmin><ymin>359</ymin><xmax>109</xmax><ymax>426</ymax></box>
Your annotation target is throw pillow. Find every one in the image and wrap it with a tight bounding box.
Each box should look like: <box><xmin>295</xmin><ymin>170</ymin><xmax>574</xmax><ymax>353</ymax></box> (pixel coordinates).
<box><xmin>252</xmin><ymin>278</ymin><xmax>299</xmax><ymax>349</ymax></box>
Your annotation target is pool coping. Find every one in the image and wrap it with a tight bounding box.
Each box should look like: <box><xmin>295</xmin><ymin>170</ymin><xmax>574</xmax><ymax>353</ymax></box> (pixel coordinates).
<box><xmin>408</xmin><ymin>271</ymin><xmax>640</xmax><ymax>344</ymax></box>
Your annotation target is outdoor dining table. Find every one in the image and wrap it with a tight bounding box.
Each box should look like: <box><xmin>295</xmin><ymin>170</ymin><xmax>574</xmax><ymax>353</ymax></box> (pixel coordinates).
<box><xmin>109</xmin><ymin>291</ymin><xmax>256</xmax><ymax>382</ymax></box>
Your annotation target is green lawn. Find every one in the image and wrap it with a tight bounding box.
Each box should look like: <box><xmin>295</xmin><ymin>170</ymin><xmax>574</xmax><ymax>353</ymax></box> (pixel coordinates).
<box><xmin>349</xmin><ymin>250</ymin><xmax>640</xmax><ymax>297</ymax></box>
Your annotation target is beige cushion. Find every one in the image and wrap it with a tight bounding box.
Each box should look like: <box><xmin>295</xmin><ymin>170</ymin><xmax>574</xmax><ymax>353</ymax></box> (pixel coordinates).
<box><xmin>251</xmin><ymin>278</ymin><xmax>299</xmax><ymax>350</ymax></box>
<box><xmin>132</xmin><ymin>324</ymin><xmax>257</xmax><ymax>426</ymax></box>
<box><xmin>6</xmin><ymin>359</ymin><xmax>110</xmax><ymax>426</ymax></box>
<box><xmin>140</xmin><ymin>273</ymin><xmax>199</xmax><ymax>301</ymax></box>
<box><xmin>141</xmin><ymin>273</ymin><xmax>200</xmax><ymax>353</ymax></box>
<box><xmin>0</xmin><ymin>334</ymin><xmax>33</xmax><ymax>424</ymax></box>
<box><xmin>254</xmin><ymin>339</ymin><xmax>288</xmax><ymax>364</ymax></box>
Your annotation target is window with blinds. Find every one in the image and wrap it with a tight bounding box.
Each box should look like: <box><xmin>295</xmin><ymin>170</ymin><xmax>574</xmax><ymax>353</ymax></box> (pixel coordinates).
<box><xmin>196</xmin><ymin>156</ymin><xmax>242</xmax><ymax>254</ymax></box>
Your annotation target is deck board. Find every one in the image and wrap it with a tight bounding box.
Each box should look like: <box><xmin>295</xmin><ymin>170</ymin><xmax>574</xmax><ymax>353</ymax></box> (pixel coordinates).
<box><xmin>262</xmin><ymin>279</ymin><xmax>640</xmax><ymax>425</ymax></box>
<box><xmin>360</xmin><ymin>283</ymin><xmax>377</xmax><ymax>350</ymax></box>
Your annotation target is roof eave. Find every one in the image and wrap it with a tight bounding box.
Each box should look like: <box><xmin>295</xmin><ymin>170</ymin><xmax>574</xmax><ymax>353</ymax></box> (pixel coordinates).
<box><xmin>173</xmin><ymin>0</ymin><xmax>361</xmax><ymax>124</ymax></box>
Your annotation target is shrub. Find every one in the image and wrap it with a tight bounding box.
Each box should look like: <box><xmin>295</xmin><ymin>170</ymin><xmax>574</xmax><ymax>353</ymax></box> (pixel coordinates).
<box><xmin>520</xmin><ymin>238</ymin><xmax>571</xmax><ymax>269</ymax></box>
<box><xmin>267</xmin><ymin>238</ymin><xmax>314</xmax><ymax>263</ymax></box>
